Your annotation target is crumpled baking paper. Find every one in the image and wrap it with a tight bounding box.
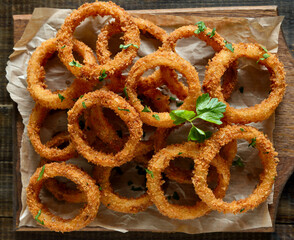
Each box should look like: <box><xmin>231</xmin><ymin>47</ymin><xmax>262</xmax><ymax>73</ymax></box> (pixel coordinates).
<box><xmin>6</xmin><ymin>7</ymin><xmax>283</xmax><ymax>234</ymax></box>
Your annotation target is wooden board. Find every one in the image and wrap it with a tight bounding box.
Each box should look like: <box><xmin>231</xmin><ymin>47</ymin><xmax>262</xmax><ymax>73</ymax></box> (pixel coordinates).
<box><xmin>13</xmin><ymin>5</ymin><xmax>294</xmax><ymax>233</ymax></box>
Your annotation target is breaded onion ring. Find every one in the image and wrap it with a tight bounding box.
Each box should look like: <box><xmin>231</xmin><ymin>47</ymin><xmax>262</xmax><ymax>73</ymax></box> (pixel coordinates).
<box><xmin>67</xmin><ymin>89</ymin><xmax>143</xmax><ymax>167</ymax></box>
<box><xmin>192</xmin><ymin>125</ymin><xmax>278</xmax><ymax>214</ymax></box>
<box><xmin>93</xmin><ymin>142</ymin><xmax>153</xmax><ymax>213</ymax></box>
<box><xmin>56</xmin><ymin>1</ymin><xmax>140</xmax><ymax>79</ymax></box>
<box><xmin>162</xmin><ymin>25</ymin><xmax>238</xmax><ymax>101</ymax></box>
<box><xmin>26</xmin><ymin>162</ymin><xmax>100</xmax><ymax>232</ymax></box>
<box><xmin>27</xmin><ymin>104</ymin><xmax>76</xmax><ymax>161</ymax></box>
<box><xmin>146</xmin><ymin>142</ymin><xmax>230</xmax><ymax>219</ymax></box>
<box><xmin>27</xmin><ymin>38</ymin><xmax>95</xmax><ymax>109</ymax></box>
<box><xmin>203</xmin><ymin>43</ymin><xmax>286</xmax><ymax>124</ymax></box>
<box><xmin>126</xmin><ymin>51</ymin><xmax>202</xmax><ymax>128</ymax></box>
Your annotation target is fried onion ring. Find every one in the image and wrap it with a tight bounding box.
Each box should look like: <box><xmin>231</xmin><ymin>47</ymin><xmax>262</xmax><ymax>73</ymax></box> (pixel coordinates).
<box><xmin>162</xmin><ymin>25</ymin><xmax>238</xmax><ymax>101</ymax></box>
<box><xmin>67</xmin><ymin>89</ymin><xmax>143</xmax><ymax>167</ymax></box>
<box><xmin>203</xmin><ymin>43</ymin><xmax>286</xmax><ymax>124</ymax></box>
<box><xmin>93</xmin><ymin>142</ymin><xmax>153</xmax><ymax>213</ymax></box>
<box><xmin>146</xmin><ymin>142</ymin><xmax>230</xmax><ymax>219</ymax></box>
<box><xmin>126</xmin><ymin>50</ymin><xmax>202</xmax><ymax>128</ymax></box>
<box><xmin>56</xmin><ymin>1</ymin><xmax>140</xmax><ymax>79</ymax></box>
<box><xmin>27</xmin><ymin>38</ymin><xmax>95</xmax><ymax>109</ymax></box>
<box><xmin>192</xmin><ymin>125</ymin><xmax>278</xmax><ymax>214</ymax></box>
<box><xmin>26</xmin><ymin>162</ymin><xmax>100</xmax><ymax>232</ymax></box>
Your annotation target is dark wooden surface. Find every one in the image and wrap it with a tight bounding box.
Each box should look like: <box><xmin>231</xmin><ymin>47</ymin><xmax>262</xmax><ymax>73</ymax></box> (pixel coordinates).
<box><xmin>1</xmin><ymin>1</ymin><xmax>294</xmax><ymax>239</ymax></box>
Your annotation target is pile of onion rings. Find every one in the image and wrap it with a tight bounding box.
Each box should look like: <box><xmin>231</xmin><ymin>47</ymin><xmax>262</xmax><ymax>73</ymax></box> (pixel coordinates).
<box><xmin>24</xmin><ymin>1</ymin><xmax>286</xmax><ymax>232</ymax></box>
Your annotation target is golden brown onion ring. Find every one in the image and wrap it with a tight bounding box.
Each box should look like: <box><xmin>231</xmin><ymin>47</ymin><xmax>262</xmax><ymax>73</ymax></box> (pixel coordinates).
<box><xmin>27</xmin><ymin>38</ymin><xmax>95</xmax><ymax>109</ymax></box>
<box><xmin>126</xmin><ymin>50</ymin><xmax>202</xmax><ymax>128</ymax></box>
<box><xmin>67</xmin><ymin>89</ymin><xmax>143</xmax><ymax>167</ymax></box>
<box><xmin>146</xmin><ymin>142</ymin><xmax>230</xmax><ymax>219</ymax></box>
<box><xmin>162</xmin><ymin>25</ymin><xmax>238</xmax><ymax>101</ymax></box>
<box><xmin>203</xmin><ymin>43</ymin><xmax>286</xmax><ymax>124</ymax></box>
<box><xmin>26</xmin><ymin>162</ymin><xmax>100</xmax><ymax>232</ymax></box>
<box><xmin>93</xmin><ymin>142</ymin><xmax>153</xmax><ymax>213</ymax></box>
<box><xmin>56</xmin><ymin>2</ymin><xmax>140</xmax><ymax>79</ymax></box>
<box><xmin>192</xmin><ymin>125</ymin><xmax>278</xmax><ymax>214</ymax></box>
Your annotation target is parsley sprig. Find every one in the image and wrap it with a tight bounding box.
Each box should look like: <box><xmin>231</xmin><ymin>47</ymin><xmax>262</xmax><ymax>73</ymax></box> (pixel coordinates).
<box><xmin>194</xmin><ymin>21</ymin><xmax>207</xmax><ymax>34</ymax></box>
<box><xmin>69</xmin><ymin>60</ymin><xmax>82</xmax><ymax>68</ymax></box>
<box><xmin>169</xmin><ymin>93</ymin><xmax>226</xmax><ymax>142</ymax></box>
<box><xmin>224</xmin><ymin>40</ymin><xmax>234</xmax><ymax>52</ymax></box>
<box><xmin>119</xmin><ymin>43</ymin><xmax>139</xmax><ymax>49</ymax></box>
<box><xmin>99</xmin><ymin>69</ymin><xmax>107</xmax><ymax>82</ymax></box>
<box><xmin>206</xmin><ymin>27</ymin><xmax>216</xmax><ymax>38</ymax></box>
<box><xmin>58</xmin><ymin>93</ymin><xmax>65</xmax><ymax>102</ymax></box>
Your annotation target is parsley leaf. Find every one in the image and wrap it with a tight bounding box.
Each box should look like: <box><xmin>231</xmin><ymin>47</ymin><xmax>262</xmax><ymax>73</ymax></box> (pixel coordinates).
<box><xmin>240</xmin><ymin>128</ymin><xmax>245</xmax><ymax>132</ymax></box>
<box><xmin>194</xmin><ymin>21</ymin><xmax>207</xmax><ymax>34</ymax></box>
<box><xmin>99</xmin><ymin>69</ymin><xmax>107</xmax><ymax>82</ymax></box>
<box><xmin>35</xmin><ymin>209</ymin><xmax>44</xmax><ymax>225</ymax></box>
<box><xmin>123</xmin><ymin>86</ymin><xmax>129</xmax><ymax>100</ymax></box>
<box><xmin>119</xmin><ymin>43</ymin><xmax>139</xmax><ymax>49</ymax></box>
<box><xmin>257</xmin><ymin>53</ymin><xmax>270</xmax><ymax>64</ymax></box>
<box><xmin>233</xmin><ymin>157</ymin><xmax>245</xmax><ymax>167</ymax></box>
<box><xmin>61</xmin><ymin>45</ymin><xmax>66</xmax><ymax>49</ymax></box>
<box><xmin>142</xmin><ymin>105</ymin><xmax>151</xmax><ymax>112</ymax></box>
<box><xmin>69</xmin><ymin>60</ymin><xmax>82</xmax><ymax>67</ymax></box>
<box><xmin>58</xmin><ymin>93</ymin><xmax>65</xmax><ymax>102</ymax></box>
<box><xmin>206</xmin><ymin>27</ymin><xmax>216</xmax><ymax>38</ymax></box>
<box><xmin>195</xmin><ymin>93</ymin><xmax>226</xmax><ymax>125</ymax></box>
<box><xmin>170</xmin><ymin>110</ymin><xmax>196</xmax><ymax>125</ymax></box>
<box><xmin>248</xmin><ymin>137</ymin><xmax>257</xmax><ymax>148</ymax></box>
<box><xmin>224</xmin><ymin>40</ymin><xmax>234</xmax><ymax>52</ymax></box>
<box><xmin>145</xmin><ymin>168</ymin><xmax>154</xmax><ymax>178</ymax></box>
<box><xmin>82</xmin><ymin>101</ymin><xmax>87</xmax><ymax>109</ymax></box>
<box><xmin>240</xmin><ymin>208</ymin><xmax>245</xmax><ymax>213</ymax></box>
<box><xmin>178</xmin><ymin>152</ymin><xmax>183</xmax><ymax>155</ymax></box>
<box><xmin>188</xmin><ymin>126</ymin><xmax>211</xmax><ymax>143</ymax></box>
<box><xmin>118</xmin><ymin>107</ymin><xmax>130</xmax><ymax>112</ymax></box>
<box><xmin>37</xmin><ymin>165</ymin><xmax>45</xmax><ymax>181</ymax></box>
<box><xmin>152</xmin><ymin>114</ymin><xmax>160</xmax><ymax>121</ymax></box>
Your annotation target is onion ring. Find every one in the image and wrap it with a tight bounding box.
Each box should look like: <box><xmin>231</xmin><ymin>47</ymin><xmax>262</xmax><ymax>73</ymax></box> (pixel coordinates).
<box><xmin>125</xmin><ymin>50</ymin><xmax>202</xmax><ymax>128</ymax></box>
<box><xmin>26</xmin><ymin>162</ymin><xmax>100</xmax><ymax>232</ymax></box>
<box><xmin>146</xmin><ymin>142</ymin><xmax>230</xmax><ymax>219</ymax></box>
<box><xmin>27</xmin><ymin>104</ymin><xmax>76</xmax><ymax>161</ymax></box>
<box><xmin>162</xmin><ymin>25</ymin><xmax>238</xmax><ymax>101</ymax></box>
<box><xmin>202</xmin><ymin>43</ymin><xmax>286</xmax><ymax>124</ymax></box>
<box><xmin>27</xmin><ymin>38</ymin><xmax>95</xmax><ymax>109</ymax></box>
<box><xmin>67</xmin><ymin>89</ymin><xmax>143</xmax><ymax>167</ymax></box>
<box><xmin>192</xmin><ymin>125</ymin><xmax>278</xmax><ymax>214</ymax></box>
<box><xmin>56</xmin><ymin>1</ymin><xmax>140</xmax><ymax>79</ymax></box>
<box><xmin>93</xmin><ymin>142</ymin><xmax>153</xmax><ymax>213</ymax></box>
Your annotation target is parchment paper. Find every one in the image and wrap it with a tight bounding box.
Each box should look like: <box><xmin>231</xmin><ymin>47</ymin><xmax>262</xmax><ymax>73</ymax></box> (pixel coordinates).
<box><xmin>6</xmin><ymin>7</ymin><xmax>283</xmax><ymax>234</ymax></box>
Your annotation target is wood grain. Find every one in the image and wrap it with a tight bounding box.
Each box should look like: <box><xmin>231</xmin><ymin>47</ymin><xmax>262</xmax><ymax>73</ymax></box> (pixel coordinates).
<box><xmin>13</xmin><ymin>6</ymin><xmax>294</xmax><ymax>232</ymax></box>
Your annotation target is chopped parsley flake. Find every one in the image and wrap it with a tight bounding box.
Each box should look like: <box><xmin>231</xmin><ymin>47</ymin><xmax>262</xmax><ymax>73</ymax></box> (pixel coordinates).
<box><xmin>142</xmin><ymin>105</ymin><xmax>151</xmax><ymax>112</ymax></box>
<box><xmin>248</xmin><ymin>137</ymin><xmax>257</xmax><ymax>148</ymax></box>
<box><xmin>82</xmin><ymin>101</ymin><xmax>87</xmax><ymax>109</ymax></box>
<box><xmin>35</xmin><ymin>209</ymin><xmax>44</xmax><ymax>225</ymax></box>
<box><xmin>118</xmin><ymin>107</ymin><xmax>130</xmax><ymax>112</ymax></box>
<box><xmin>69</xmin><ymin>60</ymin><xmax>82</xmax><ymax>67</ymax></box>
<box><xmin>206</xmin><ymin>27</ymin><xmax>216</xmax><ymax>38</ymax></box>
<box><xmin>99</xmin><ymin>69</ymin><xmax>107</xmax><ymax>82</ymax></box>
<box><xmin>58</xmin><ymin>93</ymin><xmax>65</xmax><ymax>102</ymax></box>
<box><xmin>152</xmin><ymin>114</ymin><xmax>160</xmax><ymax>120</ymax></box>
<box><xmin>37</xmin><ymin>165</ymin><xmax>45</xmax><ymax>181</ymax></box>
<box><xmin>194</xmin><ymin>21</ymin><xmax>207</xmax><ymax>34</ymax></box>
<box><xmin>145</xmin><ymin>168</ymin><xmax>154</xmax><ymax>178</ymax></box>
<box><xmin>119</xmin><ymin>43</ymin><xmax>139</xmax><ymax>49</ymax></box>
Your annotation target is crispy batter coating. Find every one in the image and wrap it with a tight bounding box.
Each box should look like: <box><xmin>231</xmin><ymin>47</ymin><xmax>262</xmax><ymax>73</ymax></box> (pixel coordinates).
<box><xmin>146</xmin><ymin>141</ymin><xmax>231</xmax><ymax>219</ymax></box>
<box><xmin>26</xmin><ymin>162</ymin><xmax>100</xmax><ymax>232</ymax></box>
<box><xmin>67</xmin><ymin>89</ymin><xmax>143</xmax><ymax>167</ymax></box>
<box><xmin>203</xmin><ymin>43</ymin><xmax>286</xmax><ymax>124</ymax></box>
<box><xmin>192</xmin><ymin>125</ymin><xmax>278</xmax><ymax>214</ymax></box>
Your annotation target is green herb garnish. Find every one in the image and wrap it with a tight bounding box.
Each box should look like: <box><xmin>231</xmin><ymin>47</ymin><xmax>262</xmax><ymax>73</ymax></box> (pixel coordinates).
<box><xmin>257</xmin><ymin>53</ymin><xmax>270</xmax><ymax>64</ymax></box>
<box><xmin>37</xmin><ymin>165</ymin><xmax>45</xmax><ymax>181</ymax></box>
<box><xmin>240</xmin><ymin>128</ymin><xmax>245</xmax><ymax>132</ymax></box>
<box><xmin>69</xmin><ymin>60</ymin><xmax>82</xmax><ymax>67</ymax></box>
<box><xmin>194</xmin><ymin>21</ymin><xmax>207</xmax><ymax>34</ymax></box>
<box><xmin>248</xmin><ymin>137</ymin><xmax>257</xmax><ymax>148</ymax></box>
<box><xmin>123</xmin><ymin>86</ymin><xmax>129</xmax><ymax>100</ymax></box>
<box><xmin>233</xmin><ymin>157</ymin><xmax>245</xmax><ymax>167</ymax></box>
<box><xmin>224</xmin><ymin>40</ymin><xmax>234</xmax><ymax>52</ymax></box>
<box><xmin>82</xmin><ymin>101</ymin><xmax>87</xmax><ymax>109</ymax></box>
<box><xmin>240</xmin><ymin>208</ymin><xmax>245</xmax><ymax>213</ymax></box>
<box><xmin>145</xmin><ymin>168</ymin><xmax>154</xmax><ymax>178</ymax></box>
<box><xmin>61</xmin><ymin>45</ymin><xmax>66</xmax><ymax>49</ymax></box>
<box><xmin>152</xmin><ymin>114</ymin><xmax>160</xmax><ymax>120</ymax></box>
<box><xmin>169</xmin><ymin>96</ymin><xmax>176</xmax><ymax>101</ymax></box>
<box><xmin>35</xmin><ymin>209</ymin><xmax>44</xmax><ymax>225</ymax></box>
<box><xmin>118</xmin><ymin>107</ymin><xmax>130</xmax><ymax>112</ymax></box>
<box><xmin>176</xmin><ymin>101</ymin><xmax>184</xmax><ymax>107</ymax></box>
<box><xmin>58</xmin><ymin>93</ymin><xmax>65</xmax><ymax>102</ymax></box>
<box><xmin>206</xmin><ymin>27</ymin><xmax>216</xmax><ymax>38</ymax></box>
<box><xmin>142</xmin><ymin>105</ymin><xmax>151</xmax><ymax>112</ymax></box>
<box><xmin>119</xmin><ymin>43</ymin><xmax>139</xmax><ymax>49</ymax></box>
<box><xmin>99</xmin><ymin>69</ymin><xmax>107</xmax><ymax>82</ymax></box>
<box><xmin>169</xmin><ymin>93</ymin><xmax>226</xmax><ymax>142</ymax></box>
<box><xmin>178</xmin><ymin>152</ymin><xmax>183</xmax><ymax>155</ymax></box>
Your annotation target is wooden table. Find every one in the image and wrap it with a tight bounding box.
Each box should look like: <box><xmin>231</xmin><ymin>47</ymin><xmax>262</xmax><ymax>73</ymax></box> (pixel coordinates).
<box><xmin>1</xmin><ymin>1</ymin><xmax>293</xmax><ymax>239</ymax></box>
